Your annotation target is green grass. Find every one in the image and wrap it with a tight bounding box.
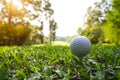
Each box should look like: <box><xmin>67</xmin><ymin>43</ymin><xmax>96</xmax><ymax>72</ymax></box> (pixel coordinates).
<box><xmin>0</xmin><ymin>45</ymin><xmax>120</xmax><ymax>80</ymax></box>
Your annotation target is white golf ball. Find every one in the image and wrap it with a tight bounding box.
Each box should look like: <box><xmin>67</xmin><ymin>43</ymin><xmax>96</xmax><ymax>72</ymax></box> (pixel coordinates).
<box><xmin>70</xmin><ymin>36</ymin><xmax>91</xmax><ymax>57</ymax></box>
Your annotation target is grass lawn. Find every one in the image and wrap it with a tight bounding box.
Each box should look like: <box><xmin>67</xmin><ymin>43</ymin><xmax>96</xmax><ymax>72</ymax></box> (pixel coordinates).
<box><xmin>0</xmin><ymin>44</ymin><xmax>120</xmax><ymax>80</ymax></box>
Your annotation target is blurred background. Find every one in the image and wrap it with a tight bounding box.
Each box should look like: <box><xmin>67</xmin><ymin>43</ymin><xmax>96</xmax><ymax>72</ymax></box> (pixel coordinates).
<box><xmin>0</xmin><ymin>0</ymin><xmax>119</xmax><ymax>46</ymax></box>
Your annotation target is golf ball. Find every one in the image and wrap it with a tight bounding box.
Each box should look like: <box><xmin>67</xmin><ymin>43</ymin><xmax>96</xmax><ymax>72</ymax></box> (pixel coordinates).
<box><xmin>70</xmin><ymin>36</ymin><xmax>91</xmax><ymax>57</ymax></box>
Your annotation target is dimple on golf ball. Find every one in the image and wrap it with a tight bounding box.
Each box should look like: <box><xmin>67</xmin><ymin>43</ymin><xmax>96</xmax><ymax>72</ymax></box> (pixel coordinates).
<box><xmin>70</xmin><ymin>36</ymin><xmax>91</xmax><ymax>57</ymax></box>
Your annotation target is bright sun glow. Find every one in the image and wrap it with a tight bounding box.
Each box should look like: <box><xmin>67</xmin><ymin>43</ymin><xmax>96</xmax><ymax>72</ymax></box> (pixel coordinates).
<box><xmin>6</xmin><ymin>0</ymin><xmax>23</xmax><ymax>9</ymax></box>
<box><xmin>50</xmin><ymin>0</ymin><xmax>100</xmax><ymax>37</ymax></box>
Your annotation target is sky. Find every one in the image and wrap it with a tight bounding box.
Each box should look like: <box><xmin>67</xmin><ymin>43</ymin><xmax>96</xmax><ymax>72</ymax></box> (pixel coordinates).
<box><xmin>49</xmin><ymin>0</ymin><xmax>99</xmax><ymax>37</ymax></box>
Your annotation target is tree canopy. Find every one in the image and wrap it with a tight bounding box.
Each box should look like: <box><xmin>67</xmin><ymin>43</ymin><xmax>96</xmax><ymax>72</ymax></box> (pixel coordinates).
<box><xmin>0</xmin><ymin>0</ymin><xmax>57</xmax><ymax>45</ymax></box>
<box><xmin>104</xmin><ymin>0</ymin><xmax>120</xmax><ymax>44</ymax></box>
<box><xmin>77</xmin><ymin>0</ymin><xmax>120</xmax><ymax>44</ymax></box>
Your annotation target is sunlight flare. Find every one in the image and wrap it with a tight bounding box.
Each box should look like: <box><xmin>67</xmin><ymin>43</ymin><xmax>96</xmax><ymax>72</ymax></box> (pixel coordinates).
<box><xmin>6</xmin><ymin>0</ymin><xmax>23</xmax><ymax>9</ymax></box>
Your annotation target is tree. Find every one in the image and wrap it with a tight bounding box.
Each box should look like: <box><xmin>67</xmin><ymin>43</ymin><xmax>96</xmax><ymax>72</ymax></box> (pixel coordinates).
<box><xmin>0</xmin><ymin>0</ymin><xmax>42</xmax><ymax>25</ymax></box>
<box><xmin>42</xmin><ymin>0</ymin><xmax>57</xmax><ymax>44</ymax></box>
<box><xmin>0</xmin><ymin>0</ymin><xmax>57</xmax><ymax>44</ymax></box>
<box><xmin>0</xmin><ymin>0</ymin><xmax>33</xmax><ymax>45</ymax></box>
<box><xmin>85</xmin><ymin>0</ymin><xmax>111</xmax><ymax>27</ymax></box>
<box><xmin>31</xmin><ymin>0</ymin><xmax>57</xmax><ymax>44</ymax></box>
<box><xmin>104</xmin><ymin>0</ymin><xmax>120</xmax><ymax>44</ymax></box>
<box><xmin>49</xmin><ymin>19</ymin><xmax>57</xmax><ymax>43</ymax></box>
<box><xmin>0</xmin><ymin>0</ymin><xmax>23</xmax><ymax>25</ymax></box>
<box><xmin>77</xmin><ymin>0</ymin><xmax>111</xmax><ymax>44</ymax></box>
<box><xmin>0</xmin><ymin>22</ymin><xmax>31</xmax><ymax>46</ymax></box>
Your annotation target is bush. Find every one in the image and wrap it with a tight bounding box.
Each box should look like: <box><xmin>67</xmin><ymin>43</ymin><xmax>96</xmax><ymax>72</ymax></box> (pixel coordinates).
<box><xmin>80</xmin><ymin>26</ymin><xmax>103</xmax><ymax>44</ymax></box>
<box><xmin>0</xmin><ymin>23</ymin><xmax>31</xmax><ymax>46</ymax></box>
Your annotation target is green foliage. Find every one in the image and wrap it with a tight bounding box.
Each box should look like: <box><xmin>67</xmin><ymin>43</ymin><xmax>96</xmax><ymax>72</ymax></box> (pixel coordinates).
<box><xmin>0</xmin><ymin>0</ymin><xmax>57</xmax><ymax>44</ymax></box>
<box><xmin>0</xmin><ymin>66</ymin><xmax>8</xmax><ymax>80</ymax></box>
<box><xmin>103</xmin><ymin>0</ymin><xmax>120</xmax><ymax>44</ymax></box>
<box><xmin>49</xmin><ymin>19</ymin><xmax>58</xmax><ymax>43</ymax></box>
<box><xmin>0</xmin><ymin>23</ymin><xmax>31</xmax><ymax>46</ymax></box>
<box><xmin>77</xmin><ymin>0</ymin><xmax>111</xmax><ymax>44</ymax></box>
<box><xmin>84</xmin><ymin>0</ymin><xmax>110</xmax><ymax>27</ymax></box>
<box><xmin>0</xmin><ymin>45</ymin><xmax>120</xmax><ymax>79</ymax></box>
<box><xmin>80</xmin><ymin>26</ymin><xmax>103</xmax><ymax>44</ymax></box>
<box><xmin>103</xmin><ymin>23</ymin><xmax>120</xmax><ymax>44</ymax></box>
<box><xmin>90</xmin><ymin>27</ymin><xmax>103</xmax><ymax>44</ymax></box>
